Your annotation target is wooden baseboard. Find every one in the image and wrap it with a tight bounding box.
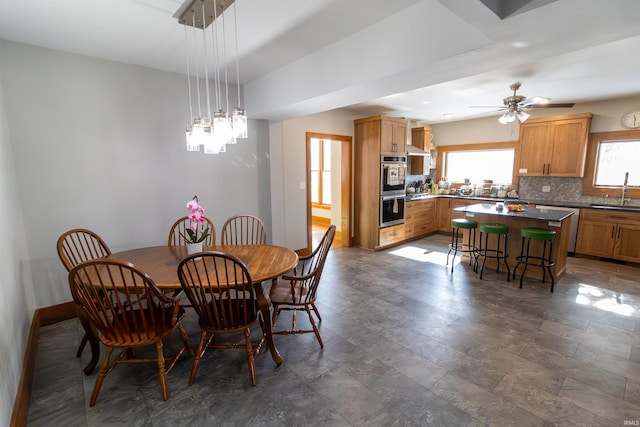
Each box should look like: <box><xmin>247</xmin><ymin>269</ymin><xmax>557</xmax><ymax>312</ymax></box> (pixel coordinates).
<box><xmin>11</xmin><ymin>301</ymin><xmax>77</xmax><ymax>427</ymax></box>
<box><xmin>312</xmin><ymin>216</ymin><xmax>330</xmax><ymax>226</ymax></box>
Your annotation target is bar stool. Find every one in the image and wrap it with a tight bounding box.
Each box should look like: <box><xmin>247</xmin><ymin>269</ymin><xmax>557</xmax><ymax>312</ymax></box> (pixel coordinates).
<box><xmin>512</xmin><ymin>227</ymin><xmax>557</xmax><ymax>292</ymax></box>
<box><xmin>476</xmin><ymin>223</ymin><xmax>510</xmax><ymax>281</ymax></box>
<box><xmin>446</xmin><ymin>218</ymin><xmax>478</xmax><ymax>273</ymax></box>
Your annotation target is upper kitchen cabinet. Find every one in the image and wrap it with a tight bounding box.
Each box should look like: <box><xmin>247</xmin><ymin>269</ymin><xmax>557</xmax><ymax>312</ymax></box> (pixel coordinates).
<box><xmin>380</xmin><ymin>116</ymin><xmax>407</xmax><ymax>154</ymax></box>
<box><xmin>516</xmin><ymin>113</ymin><xmax>592</xmax><ymax>177</ymax></box>
<box><xmin>408</xmin><ymin>127</ymin><xmax>432</xmax><ymax>175</ymax></box>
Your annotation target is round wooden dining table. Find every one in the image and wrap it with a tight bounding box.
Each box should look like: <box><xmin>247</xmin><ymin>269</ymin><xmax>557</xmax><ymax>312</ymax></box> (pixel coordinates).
<box><xmin>80</xmin><ymin>244</ymin><xmax>298</xmax><ymax>375</ymax></box>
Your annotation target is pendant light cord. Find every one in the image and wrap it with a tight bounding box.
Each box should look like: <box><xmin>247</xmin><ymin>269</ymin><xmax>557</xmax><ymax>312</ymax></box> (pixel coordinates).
<box><xmin>234</xmin><ymin>0</ymin><xmax>241</xmax><ymax>108</ymax></box>
<box><xmin>201</xmin><ymin>0</ymin><xmax>212</xmax><ymax>119</ymax></box>
<box><xmin>221</xmin><ymin>3</ymin><xmax>230</xmax><ymax>114</ymax></box>
<box><xmin>184</xmin><ymin>25</ymin><xmax>194</xmax><ymax>121</ymax></box>
<box><xmin>192</xmin><ymin>14</ymin><xmax>202</xmax><ymax>118</ymax></box>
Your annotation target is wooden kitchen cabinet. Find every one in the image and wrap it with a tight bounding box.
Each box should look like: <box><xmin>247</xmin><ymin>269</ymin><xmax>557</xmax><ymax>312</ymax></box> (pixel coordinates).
<box><xmin>379</xmin><ymin>223</ymin><xmax>405</xmax><ymax>247</ymax></box>
<box><xmin>576</xmin><ymin>208</ymin><xmax>640</xmax><ymax>262</ymax></box>
<box><xmin>437</xmin><ymin>198</ymin><xmax>452</xmax><ymax>232</ymax></box>
<box><xmin>517</xmin><ymin>113</ymin><xmax>592</xmax><ymax>177</ymax></box>
<box><xmin>405</xmin><ymin>198</ymin><xmax>437</xmax><ymax>239</ymax></box>
<box><xmin>437</xmin><ymin>198</ymin><xmax>491</xmax><ymax>232</ymax></box>
<box><xmin>381</xmin><ymin>117</ymin><xmax>407</xmax><ymax>154</ymax></box>
<box><xmin>408</xmin><ymin>127</ymin><xmax>432</xmax><ymax>175</ymax></box>
<box><xmin>354</xmin><ymin>115</ymin><xmax>408</xmax><ymax>250</ymax></box>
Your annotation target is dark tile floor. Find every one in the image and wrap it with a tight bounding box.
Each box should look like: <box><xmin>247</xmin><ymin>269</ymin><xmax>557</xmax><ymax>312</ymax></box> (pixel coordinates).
<box><xmin>28</xmin><ymin>234</ymin><xmax>640</xmax><ymax>426</ymax></box>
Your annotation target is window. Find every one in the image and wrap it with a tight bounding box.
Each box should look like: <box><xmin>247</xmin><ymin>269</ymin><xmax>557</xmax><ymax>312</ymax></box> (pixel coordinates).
<box><xmin>594</xmin><ymin>140</ymin><xmax>640</xmax><ymax>186</ymax></box>
<box><xmin>436</xmin><ymin>142</ymin><xmax>518</xmax><ymax>186</ymax></box>
<box><xmin>583</xmin><ymin>130</ymin><xmax>640</xmax><ymax>198</ymax></box>
<box><xmin>310</xmin><ymin>138</ymin><xmax>331</xmax><ymax>206</ymax></box>
<box><xmin>445</xmin><ymin>149</ymin><xmax>515</xmax><ymax>184</ymax></box>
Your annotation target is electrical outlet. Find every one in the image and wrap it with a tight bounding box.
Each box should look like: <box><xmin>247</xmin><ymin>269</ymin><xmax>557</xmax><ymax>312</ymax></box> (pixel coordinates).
<box><xmin>542</xmin><ymin>185</ymin><xmax>551</xmax><ymax>193</ymax></box>
<box><xmin>299</xmin><ymin>181</ymin><xmax>305</xmax><ymax>190</ymax></box>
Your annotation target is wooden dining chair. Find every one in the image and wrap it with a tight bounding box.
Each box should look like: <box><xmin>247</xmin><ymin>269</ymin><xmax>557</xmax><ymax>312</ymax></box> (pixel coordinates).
<box><xmin>270</xmin><ymin>225</ymin><xmax>335</xmax><ymax>348</ymax></box>
<box><xmin>220</xmin><ymin>214</ymin><xmax>267</xmax><ymax>245</ymax></box>
<box><xmin>168</xmin><ymin>216</ymin><xmax>216</xmax><ymax>246</ymax></box>
<box><xmin>57</xmin><ymin>228</ymin><xmax>112</xmax><ymax>358</ymax></box>
<box><xmin>68</xmin><ymin>258</ymin><xmax>193</xmax><ymax>406</ymax></box>
<box><xmin>177</xmin><ymin>252</ymin><xmax>264</xmax><ymax>386</ymax></box>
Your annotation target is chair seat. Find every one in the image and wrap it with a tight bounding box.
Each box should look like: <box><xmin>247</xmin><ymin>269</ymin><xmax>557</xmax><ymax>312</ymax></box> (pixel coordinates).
<box><xmin>520</xmin><ymin>227</ymin><xmax>556</xmax><ymax>240</ymax></box>
<box><xmin>479</xmin><ymin>223</ymin><xmax>508</xmax><ymax>234</ymax></box>
<box><xmin>451</xmin><ymin>218</ymin><xmax>477</xmax><ymax>229</ymax></box>
<box><xmin>101</xmin><ymin>307</ymin><xmax>185</xmax><ymax>347</ymax></box>
<box><xmin>269</xmin><ymin>280</ymin><xmax>309</xmax><ymax>304</ymax></box>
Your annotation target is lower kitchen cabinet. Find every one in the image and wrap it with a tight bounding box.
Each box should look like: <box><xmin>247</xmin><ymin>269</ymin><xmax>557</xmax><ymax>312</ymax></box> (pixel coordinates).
<box><xmin>405</xmin><ymin>198</ymin><xmax>437</xmax><ymax>239</ymax></box>
<box><xmin>576</xmin><ymin>208</ymin><xmax>640</xmax><ymax>262</ymax></box>
<box><xmin>378</xmin><ymin>223</ymin><xmax>405</xmax><ymax>247</ymax></box>
<box><xmin>438</xmin><ymin>198</ymin><xmax>493</xmax><ymax>232</ymax></box>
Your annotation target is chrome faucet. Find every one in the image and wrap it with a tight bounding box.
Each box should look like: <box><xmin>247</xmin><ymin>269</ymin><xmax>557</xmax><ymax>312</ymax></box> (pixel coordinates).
<box><xmin>621</xmin><ymin>171</ymin><xmax>629</xmax><ymax>206</ymax></box>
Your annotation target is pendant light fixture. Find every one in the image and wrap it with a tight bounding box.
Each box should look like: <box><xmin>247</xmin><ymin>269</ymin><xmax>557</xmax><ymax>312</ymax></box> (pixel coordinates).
<box><xmin>177</xmin><ymin>0</ymin><xmax>247</xmax><ymax>154</ymax></box>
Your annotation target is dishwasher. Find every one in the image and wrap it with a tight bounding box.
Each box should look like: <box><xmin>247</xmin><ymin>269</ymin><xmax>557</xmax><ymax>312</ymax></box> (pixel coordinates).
<box><xmin>535</xmin><ymin>205</ymin><xmax>580</xmax><ymax>255</ymax></box>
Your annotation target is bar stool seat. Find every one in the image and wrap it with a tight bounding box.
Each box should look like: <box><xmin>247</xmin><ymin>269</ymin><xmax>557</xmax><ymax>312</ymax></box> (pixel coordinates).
<box><xmin>476</xmin><ymin>223</ymin><xmax>510</xmax><ymax>281</ymax></box>
<box><xmin>513</xmin><ymin>227</ymin><xmax>557</xmax><ymax>292</ymax></box>
<box><xmin>446</xmin><ymin>218</ymin><xmax>478</xmax><ymax>273</ymax></box>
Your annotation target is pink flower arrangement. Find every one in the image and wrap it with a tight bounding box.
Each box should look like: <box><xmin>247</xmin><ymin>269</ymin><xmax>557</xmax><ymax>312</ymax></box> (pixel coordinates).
<box><xmin>181</xmin><ymin>195</ymin><xmax>211</xmax><ymax>244</ymax></box>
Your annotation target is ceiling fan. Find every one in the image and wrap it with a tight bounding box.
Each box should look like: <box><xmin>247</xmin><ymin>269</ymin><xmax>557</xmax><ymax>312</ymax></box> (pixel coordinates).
<box><xmin>470</xmin><ymin>82</ymin><xmax>575</xmax><ymax>124</ymax></box>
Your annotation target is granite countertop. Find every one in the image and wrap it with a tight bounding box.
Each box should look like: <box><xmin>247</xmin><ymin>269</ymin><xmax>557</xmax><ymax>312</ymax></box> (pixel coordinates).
<box><xmin>455</xmin><ymin>203</ymin><xmax>574</xmax><ymax>221</ymax></box>
<box><xmin>406</xmin><ymin>193</ymin><xmax>640</xmax><ymax>213</ymax></box>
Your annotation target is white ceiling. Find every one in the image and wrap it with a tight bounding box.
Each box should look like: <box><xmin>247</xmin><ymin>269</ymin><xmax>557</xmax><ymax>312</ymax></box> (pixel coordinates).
<box><xmin>2</xmin><ymin>0</ymin><xmax>640</xmax><ymax>124</ymax></box>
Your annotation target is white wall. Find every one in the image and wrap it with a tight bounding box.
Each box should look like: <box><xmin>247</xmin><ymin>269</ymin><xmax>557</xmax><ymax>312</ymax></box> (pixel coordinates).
<box><xmin>1</xmin><ymin>40</ymin><xmax>272</xmax><ymax>309</ymax></box>
<box><xmin>0</xmin><ymin>72</ymin><xmax>36</xmax><ymax>426</ymax></box>
<box><xmin>269</xmin><ymin>109</ymin><xmax>361</xmax><ymax>249</ymax></box>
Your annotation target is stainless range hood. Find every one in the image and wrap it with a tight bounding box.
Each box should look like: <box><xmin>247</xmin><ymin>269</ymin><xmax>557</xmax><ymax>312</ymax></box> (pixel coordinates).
<box><xmin>406</xmin><ymin>144</ymin><xmax>431</xmax><ymax>156</ymax></box>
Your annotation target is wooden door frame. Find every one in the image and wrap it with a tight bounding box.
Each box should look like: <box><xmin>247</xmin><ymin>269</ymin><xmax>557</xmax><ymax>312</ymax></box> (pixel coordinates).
<box><xmin>306</xmin><ymin>132</ymin><xmax>353</xmax><ymax>252</ymax></box>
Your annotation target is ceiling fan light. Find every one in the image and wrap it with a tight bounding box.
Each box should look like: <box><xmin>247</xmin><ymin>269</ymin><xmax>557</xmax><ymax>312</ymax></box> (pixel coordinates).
<box><xmin>498</xmin><ymin>113</ymin><xmax>509</xmax><ymax>124</ymax></box>
<box><xmin>517</xmin><ymin>110</ymin><xmax>530</xmax><ymax>122</ymax></box>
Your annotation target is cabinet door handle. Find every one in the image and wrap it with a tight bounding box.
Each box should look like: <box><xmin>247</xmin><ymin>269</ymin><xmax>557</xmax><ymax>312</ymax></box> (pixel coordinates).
<box><xmin>618</xmin><ymin>227</ymin><xmax>622</xmax><ymax>239</ymax></box>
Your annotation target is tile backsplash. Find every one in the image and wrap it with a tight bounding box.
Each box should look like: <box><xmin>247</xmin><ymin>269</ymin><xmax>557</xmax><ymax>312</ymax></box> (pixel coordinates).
<box><xmin>518</xmin><ymin>176</ymin><xmax>639</xmax><ymax>207</ymax></box>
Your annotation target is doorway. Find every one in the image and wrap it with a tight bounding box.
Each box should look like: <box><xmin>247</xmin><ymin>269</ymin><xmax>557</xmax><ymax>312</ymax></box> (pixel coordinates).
<box><xmin>305</xmin><ymin>132</ymin><xmax>352</xmax><ymax>253</ymax></box>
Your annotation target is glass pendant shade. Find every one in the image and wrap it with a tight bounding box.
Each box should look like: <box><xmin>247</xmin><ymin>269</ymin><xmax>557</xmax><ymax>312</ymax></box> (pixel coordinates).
<box><xmin>186</xmin><ymin>125</ymin><xmax>200</xmax><ymax>151</ymax></box>
<box><xmin>232</xmin><ymin>107</ymin><xmax>248</xmax><ymax>139</ymax></box>
<box><xmin>213</xmin><ymin>111</ymin><xmax>234</xmax><ymax>147</ymax></box>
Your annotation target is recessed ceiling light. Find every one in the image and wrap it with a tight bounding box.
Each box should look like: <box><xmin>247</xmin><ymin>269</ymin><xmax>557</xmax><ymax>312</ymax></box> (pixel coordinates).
<box><xmin>443</xmin><ymin>113</ymin><xmax>453</xmax><ymax>119</ymax></box>
<box><xmin>511</xmin><ymin>41</ymin><xmax>529</xmax><ymax>48</ymax></box>
<box><xmin>422</xmin><ymin>101</ymin><xmax>430</xmax><ymax>105</ymax></box>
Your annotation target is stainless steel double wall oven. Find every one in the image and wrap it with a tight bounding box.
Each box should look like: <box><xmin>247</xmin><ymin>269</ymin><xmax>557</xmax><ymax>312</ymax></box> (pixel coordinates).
<box><xmin>380</xmin><ymin>155</ymin><xmax>406</xmax><ymax>227</ymax></box>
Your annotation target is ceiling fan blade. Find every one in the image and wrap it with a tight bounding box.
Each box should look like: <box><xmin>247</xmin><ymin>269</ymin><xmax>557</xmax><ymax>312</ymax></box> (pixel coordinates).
<box><xmin>520</xmin><ymin>96</ymin><xmax>550</xmax><ymax>106</ymax></box>
<box><xmin>524</xmin><ymin>102</ymin><xmax>575</xmax><ymax>109</ymax></box>
<box><xmin>468</xmin><ymin>105</ymin><xmax>506</xmax><ymax>109</ymax></box>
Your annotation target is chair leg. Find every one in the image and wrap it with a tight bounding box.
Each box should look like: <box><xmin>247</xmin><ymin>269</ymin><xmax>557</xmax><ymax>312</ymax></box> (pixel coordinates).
<box><xmin>156</xmin><ymin>341</ymin><xmax>169</xmax><ymax>401</ymax></box>
<box><xmin>244</xmin><ymin>329</ymin><xmax>257</xmax><ymax>386</ymax></box>
<box><xmin>177</xmin><ymin>323</ymin><xmax>195</xmax><ymax>357</ymax></box>
<box><xmin>519</xmin><ymin>238</ymin><xmax>532</xmax><ymax>289</ymax></box>
<box><xmin>305</xmin><ymin>305</ymin><xmax>324</xmax><ymax>348</ymax></box>
<box><xmin>311</xmin><ymin>303</ymin><xmax>322</xmax><ymax>322</ymax></box>
<box><xmin>189</xmin><ymin>330</ymin><xmax>211</xmax><ymax>386</ymax></box>
<box><xmin>90</xmin><ymin>346</ymin><xmax>113</xmax><ymax>407</ymax></box>
<box><xmin>502</xmin><ymin>235</ymin><xmax>511</xmax><ymax>282</ymax></box>
<box><xmin>76</xmin><ymin>333</ymin><xmax>88</xmax><ymax>358</ymax></box>
<box><xmin>547</xmin><ymin>241</ymin><xmax>555</xmax><ymax>293</ymax></box>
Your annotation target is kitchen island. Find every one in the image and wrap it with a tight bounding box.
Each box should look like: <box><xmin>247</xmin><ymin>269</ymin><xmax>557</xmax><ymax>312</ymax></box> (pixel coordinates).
<box><xmin>455</xmin><ymin>203</ymin><xmax>574</xmax><ymax>284</ymax></box>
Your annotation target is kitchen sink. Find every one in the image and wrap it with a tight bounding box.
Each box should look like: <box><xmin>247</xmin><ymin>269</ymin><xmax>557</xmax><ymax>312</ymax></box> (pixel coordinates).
<box><xmin>589</xmin><ymin>203</ymin><xmax>640</xmax><ymax>211</ymax></box>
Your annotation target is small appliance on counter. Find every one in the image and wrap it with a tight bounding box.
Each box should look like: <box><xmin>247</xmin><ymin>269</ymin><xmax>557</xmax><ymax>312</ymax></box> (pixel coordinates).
<box><xmin>459</xmin><ymin>184</ymin><xmax>474</xmax><ymax>195</ymax></box>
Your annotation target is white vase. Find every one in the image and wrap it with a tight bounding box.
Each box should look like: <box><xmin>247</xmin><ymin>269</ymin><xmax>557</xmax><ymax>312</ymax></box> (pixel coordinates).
<box><xmin>186</xmin><ymin>242</ymin><xmax>203</xmax><ymax>256</ymax></box>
